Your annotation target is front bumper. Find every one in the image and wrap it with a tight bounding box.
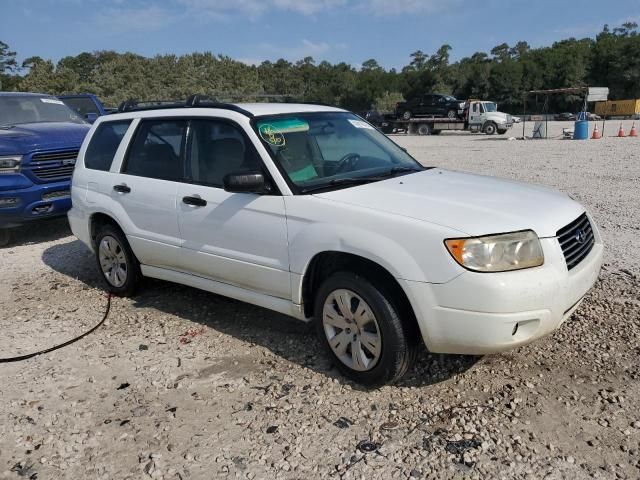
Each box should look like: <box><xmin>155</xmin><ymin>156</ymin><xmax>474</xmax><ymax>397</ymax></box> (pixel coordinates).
<box><xmin>401</xmin><ymin>235</ymin><xmax>604</xmax><ymax>355</ymax></box>
<box><xmin>0</xmin><ymin>179</ymin><xmax>71</xmax><ymax>228</ymax></box>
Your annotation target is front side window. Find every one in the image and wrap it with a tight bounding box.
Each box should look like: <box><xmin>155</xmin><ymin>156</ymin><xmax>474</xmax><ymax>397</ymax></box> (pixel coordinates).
<box><xmin>484</xmin><ymin>102</ymin><xmax>497</xmax><ymax>112</ymax></box>
<box><xmin>85</xmin><ymin>120</ymin><xmax>132</xmax><ymax>171</ymax></box>
<box><xmin>0</xmin><ymin>96</ymin><xmax>85</xmax><ymax>126</ymax></box>
<box><xmin>254</xmin><ymin>112</ymin><xmax>423</xmax><ymax>193</ymax></box>
<box><xmin>187</xmin><ymin>119</ymin><xmax>261</xmax><ymax>187</ymax></box>
<box><xmin>60</xmin><ymin>97</ymin><xmax>100</xmax><ymax>117</ymax></box>
<box><xmin>123</xmin><ymin>120</ymin><xmax>187</xmax><ymax>181</ymax></box>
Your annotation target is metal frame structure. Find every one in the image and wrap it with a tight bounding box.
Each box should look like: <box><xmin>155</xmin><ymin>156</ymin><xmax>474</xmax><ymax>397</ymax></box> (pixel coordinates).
<box><xmin>522</xmin><ymin>87</ymin><xmax>589</xmax><ymax>139</ymax></box>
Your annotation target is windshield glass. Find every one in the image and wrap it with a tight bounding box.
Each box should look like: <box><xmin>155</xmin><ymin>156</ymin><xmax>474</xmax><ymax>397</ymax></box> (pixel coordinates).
<box><xmin>484</xmin><ymin>102</ymin><xmax>497</xmax><ymax>112</ymax></box>
<box><xmin>254</xmin><ymin>112</ymin><xmax>423</xmax><ymax>193</ymax></box>
<box><xmin>0</xmin><ymin>96</ymin><xmax>85</xmax><ymax>126</ymax></box>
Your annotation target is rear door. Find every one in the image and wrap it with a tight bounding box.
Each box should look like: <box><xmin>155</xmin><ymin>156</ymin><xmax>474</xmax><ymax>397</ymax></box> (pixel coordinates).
<box><xmin>110</xmin><ymin>119</ymin><xmax>187</xmax><ymax>269</ymax></box>
<box><xmin>176</xmin><ymin>118</ymin><xmax>291</xmax><ymax>299</ymax></box>
<box><xmin>420</xmin><ymin>95</ymin><xmax>434</xmax><ymax>115</ymax></box>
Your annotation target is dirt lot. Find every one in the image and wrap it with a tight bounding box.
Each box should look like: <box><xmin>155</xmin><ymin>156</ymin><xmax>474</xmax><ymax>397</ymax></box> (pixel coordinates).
<box><xmin>1</xmin><ymin>121</ymin><xmax>639</xmax><ymax>480</ymax></box>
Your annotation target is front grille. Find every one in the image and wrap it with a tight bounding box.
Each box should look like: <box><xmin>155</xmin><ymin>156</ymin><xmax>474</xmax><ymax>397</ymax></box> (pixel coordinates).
<box><xmin>557</xmin><ymin>213</ymin><xmax>595</xmax><ymax>271</ymax></box>
<box><xmin>28</xmin><ymin>150</ymin><xmax>78</xmax><ymax>181</ymax></box>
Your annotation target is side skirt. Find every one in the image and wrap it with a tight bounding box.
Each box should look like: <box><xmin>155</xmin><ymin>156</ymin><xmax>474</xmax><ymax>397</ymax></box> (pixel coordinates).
<box><xmin>140</xmin><ymin>265</ymin><xmax>307</xmax><ymax>321</ymax></box>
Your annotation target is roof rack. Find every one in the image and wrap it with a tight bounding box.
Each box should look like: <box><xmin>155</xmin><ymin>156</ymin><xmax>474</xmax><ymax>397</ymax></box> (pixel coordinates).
<box><xmin>117</xmin><ymin>95</ymin><xmax>255</xmax><ymax>118</ymax></box>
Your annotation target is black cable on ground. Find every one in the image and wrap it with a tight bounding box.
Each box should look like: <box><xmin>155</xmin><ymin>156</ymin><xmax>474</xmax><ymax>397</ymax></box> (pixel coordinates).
<box><xmin>0</xmin><ymin>293</ymin><xmax>112</xmax><ymax>364</ymax></box>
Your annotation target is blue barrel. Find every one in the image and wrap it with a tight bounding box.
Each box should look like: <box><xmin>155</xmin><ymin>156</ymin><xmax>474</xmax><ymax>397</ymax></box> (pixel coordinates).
<box><xmin>574</xmin><ymin>111</ymin><xmax>589</xmax><ymax>140</ymax></box>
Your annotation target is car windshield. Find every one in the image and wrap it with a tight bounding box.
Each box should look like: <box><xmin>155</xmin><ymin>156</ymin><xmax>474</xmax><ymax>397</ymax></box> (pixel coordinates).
<box><xmin>0</xmin><ymin>96</ymin><xmax>85</xmax><ymax>127</ymax></box>
<box><xmin>254</xmin><ymin>112</ymin><xmax>423</xmax><ymax>193</ymax></box>
<box><xmin>484</xmin><ymin>102</ymin><xmax>498</xmax><ymax>112</ymax></box>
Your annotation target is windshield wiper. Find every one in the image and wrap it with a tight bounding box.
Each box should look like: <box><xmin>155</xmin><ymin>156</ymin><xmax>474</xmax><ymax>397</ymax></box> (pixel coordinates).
<box><xmin>300</xmin><ymin>167</ymin><xmax>422</xmax><ymax>194</ymax></box>
<box><xmin>300</xmin><ymin>177</ymin><xmax>376</xmax><ymax>194</ymax></box>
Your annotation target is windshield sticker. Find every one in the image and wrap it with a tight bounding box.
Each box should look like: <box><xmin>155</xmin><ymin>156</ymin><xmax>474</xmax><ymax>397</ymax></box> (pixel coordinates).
<box><xmin>257</xmin><ymin>119</ymin><xmax>309</xmax><ymax>147</ymax></box>
<box><xmin>40</xmin><ymin>98</ymin><xmax>65</xmax><ymax>105</ymax></box>
<box><xmin>348</xmin><ymin>119</ymin><xmax>374</xmax><ymax>129</ymax></box>
<box><xmin>258</xmin><ymin>124</ymin><xmax>286</xmax><ymax>147</ymax></box>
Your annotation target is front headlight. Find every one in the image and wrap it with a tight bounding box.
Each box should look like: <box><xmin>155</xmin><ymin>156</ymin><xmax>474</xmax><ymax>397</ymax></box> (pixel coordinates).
<box><xmin>0</xmin><ymin>155</ymin><xmax>22</xmax><ymax>174</ymax></box>
<box><xmin>445</xmin><ymin>230</ymin><xmax>544</xmax><ymax>272</ymax></box>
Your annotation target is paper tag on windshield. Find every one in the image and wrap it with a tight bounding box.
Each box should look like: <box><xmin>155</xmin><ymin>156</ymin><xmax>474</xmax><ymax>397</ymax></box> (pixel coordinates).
<box><xmin>41</xmin><ymin>98</ymin><xmax>65</xmax><ymax>105</ymax></box>
<box><xmin>348</xmin><ymin>119</ymin><xmax>374</xmax><ymax>129</ymax></box>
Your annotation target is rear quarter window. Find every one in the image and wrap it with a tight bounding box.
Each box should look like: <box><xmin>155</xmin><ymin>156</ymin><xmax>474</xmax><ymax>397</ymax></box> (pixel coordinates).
<box><xmin>84</xmin><ymin>120</ymin><xmax>132</xmax><ymax>171</ymax></box>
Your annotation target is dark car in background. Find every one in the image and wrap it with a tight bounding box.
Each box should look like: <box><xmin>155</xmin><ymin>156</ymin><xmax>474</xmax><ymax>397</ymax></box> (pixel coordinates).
<box><xmin>395</xmin><ymin>94</ymin><xmax>464</xmax><ymax>120</ymax></box>
<box><xmin>555</xmin><ymin>112</ymin><xmax>576</xmax><ymax>121</ymax></box>
<box><xmin>58</xmin><ymin>94</ymin><xmax>114</xmax><ymax>124</ymax></box>
<box><xmin>0</xmin><ymin>92</ymin><xmax>90</xmax><ymax>246</ymax></box>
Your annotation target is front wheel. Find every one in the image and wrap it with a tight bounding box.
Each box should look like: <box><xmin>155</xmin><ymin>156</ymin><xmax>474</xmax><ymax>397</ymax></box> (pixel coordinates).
<box><xmin>483</xmin><ymin>122</ymin><xmax>497</xmax><ymax>135</ymax></box>
<box><xmin>94</xmin><ymin>224</ymin><xmax>142</xmax><ymax>296</ymax></box>
<box><xmin>447</xmin><ymin>109</ymin><xmax>458</xmax><ymax>120</ymax></box>
<box><xmin>402</xmin><ymin>110</ymin><xmax>412</xmax><ymax>120</ymax></box>
<box><xmin>314</xmin><ymin>272</ymin><xmax>418</xmax><ymax>387</ymax></box>
<box><xmin>0</xmin><ymin>228</ymin><xmax>10</xmax><ymax>248</ymax></box>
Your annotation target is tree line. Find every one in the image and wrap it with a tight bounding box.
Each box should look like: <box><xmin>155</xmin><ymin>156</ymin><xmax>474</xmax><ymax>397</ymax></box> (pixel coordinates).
<box><xmin>0</xmin><ymin>22</ymin><xmax>638</xmax><ymax>114</ymax></box>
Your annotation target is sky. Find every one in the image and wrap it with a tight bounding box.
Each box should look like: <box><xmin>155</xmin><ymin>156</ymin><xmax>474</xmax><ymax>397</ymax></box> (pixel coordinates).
<box><xmin>1</xmin><ymin>0</ymin><xmax>639</xmax><ymax>69</ymax></box>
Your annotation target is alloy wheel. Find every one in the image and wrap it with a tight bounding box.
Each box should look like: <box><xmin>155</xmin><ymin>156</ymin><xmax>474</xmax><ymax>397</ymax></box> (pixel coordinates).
<box><xmin>98</xmin><ymin>235</ymin><xmax>128</xmax><ymax>288</ymax></box>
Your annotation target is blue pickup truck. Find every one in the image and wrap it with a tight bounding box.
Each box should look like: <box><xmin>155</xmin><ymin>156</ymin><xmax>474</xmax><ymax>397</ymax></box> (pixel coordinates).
<box><xmin>0</xmin><ymin>92</ymin><xmax>90</xmax><ymax>246</ymax></box>
<box><xmin>58</xmin><ymin>94</ymin><xmax>115</xmax><ymax>123</ymax></box>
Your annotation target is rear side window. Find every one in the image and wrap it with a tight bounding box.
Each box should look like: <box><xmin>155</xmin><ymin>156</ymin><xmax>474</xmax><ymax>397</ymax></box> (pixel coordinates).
<box><xmin>85</xmin><ymin>120</ymin><xmax>132</xmax><ymax>171</ymax></box>
<box><xmin>123</xmin><ymin>120</ymin><xmax>187</xmax><ymax>181</ymax></box>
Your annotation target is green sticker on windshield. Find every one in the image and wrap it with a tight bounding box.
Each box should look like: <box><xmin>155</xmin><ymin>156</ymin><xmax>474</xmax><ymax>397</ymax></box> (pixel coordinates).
<box><xmin>257</xmin><ymin>119</ymin><xmax>309</xmax><ymax>147</ymax></box>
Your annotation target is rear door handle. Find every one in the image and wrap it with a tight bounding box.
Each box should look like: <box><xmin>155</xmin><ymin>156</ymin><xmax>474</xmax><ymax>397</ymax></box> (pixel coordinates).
<box><xmin>182</xmin><ymin>195</ymin><xmax>207</xmax><ymax>207</ymax></box>
<box><xmin>113</xmin><ymin>184</ymin><xmax>131</xmax><ymax>193</ymax></box>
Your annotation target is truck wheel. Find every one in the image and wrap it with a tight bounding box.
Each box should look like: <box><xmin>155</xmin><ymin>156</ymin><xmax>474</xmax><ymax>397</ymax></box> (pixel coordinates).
<box><xmin>483</xmin><ymin>122</ymin><xmax>497</xmax><ymax>135</ymax></box>
<box><xmin>94</xmin><ymin>224</ymin><xmax>142</xmax><ymax>297</ymax></box>
<box><xmin>0</xmin><ymin>229</ymin><xmax>10</xmax><ymax>248</ymax></box>
<box><xmin>417</xmin><ymin>124</ymin><xmax>431</xmax><ymax>136</ymax></box>
<box><xmin>447</xmin><ymin>109</ymin><xmax>457</xmax><ymax>120</ymax></box>
<box><xmin>314</xmin><ymin>272</ymin><xmax>417</xmax><ymax>387</ymax></box>
<box><xmin>402</xmin><ymin>110</ymin><xmax>412</xmax><ymax>120</ymax></box>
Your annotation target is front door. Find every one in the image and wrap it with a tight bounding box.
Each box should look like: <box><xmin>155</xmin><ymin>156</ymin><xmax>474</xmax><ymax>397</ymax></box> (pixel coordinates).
<box><xmin>468</xmin><ymin>101</ymin><xmax>484</xmax><ymax>127</ymax></box>
<box><xmin>176</xmin><ymin>118</ymin><xmax>291</xmax><ymax>299</ymax></box>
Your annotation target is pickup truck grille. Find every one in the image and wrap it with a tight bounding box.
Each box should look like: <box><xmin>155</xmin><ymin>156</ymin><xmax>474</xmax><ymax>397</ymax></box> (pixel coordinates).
<box><xmin>28</xmin><ymin>150</ymin><xmax>78</xmax><ymax>181</ymax></box>
<box><xmin>557</xmin><ymin>213</ymin><xmax>595</xmax><ymax>271</ymax></box>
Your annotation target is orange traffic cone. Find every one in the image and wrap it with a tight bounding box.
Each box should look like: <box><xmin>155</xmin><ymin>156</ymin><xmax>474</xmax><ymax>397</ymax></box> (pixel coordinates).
<box><xmin>591</xmin><ymin>124</ymin><xmax>601</xmax><ymax>139</ymax></box>
<box><xmin>630</xmin><ymin>123</ymin><xmax>638</xmax><ymax>137</ymax></box>
<box><xmin>617</xmin><ymin>123</ymin><xmax>626</xmax><ymax>137</ymax></box>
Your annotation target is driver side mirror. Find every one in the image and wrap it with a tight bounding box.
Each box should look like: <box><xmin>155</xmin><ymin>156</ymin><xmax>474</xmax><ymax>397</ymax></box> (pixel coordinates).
<box><xmin>223</xmin><ymin>171</ymin><xmax>271</xmax><ymax>194</ymax></box>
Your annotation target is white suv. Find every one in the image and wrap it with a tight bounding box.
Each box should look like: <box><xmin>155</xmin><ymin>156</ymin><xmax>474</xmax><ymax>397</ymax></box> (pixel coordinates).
<box><xmin>69</xmin><ymin>99</ymin><xmax>603</xmax><ymax>386</ymax></box>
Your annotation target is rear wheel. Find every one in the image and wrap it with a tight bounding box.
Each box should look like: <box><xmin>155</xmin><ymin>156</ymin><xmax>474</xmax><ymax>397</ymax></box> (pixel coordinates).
<box><xmin>94</xmin><ymin>224</ymin><xmax>141</xmax><ymax>296</ymax></box>
<box><xmin>483</xmin><ymin>122</ymin><xmax>497</xmax><ymax>135</ymax></box>
<box><xmin>402</xmin><ymin>110</ymin><xmax>412</xmax><ymax>121</ymax></box>
<box><xmin>417</xmin><ymin>124</ymin><xmax>431</xmax><ymax>136</ymax></box>
<box><xmin>314</xmin><ymin>272</ymin><xmax>417</xmax><ymax>387</ymax></box>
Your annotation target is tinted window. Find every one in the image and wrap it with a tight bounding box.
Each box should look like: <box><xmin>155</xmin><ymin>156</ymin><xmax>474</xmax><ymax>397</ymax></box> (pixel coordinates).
<box><xmin>124</xmin><ymin>120</ymin><xmax>187</xmax><ymax>181</ymax></box>
<box><xmin>61</xmin><ymin>97</ymin><xmax>100</xmax><ymax>117</ymax></box>
<box><xmin>187</xmin><ymin>120</ymin><xmax>261</xmax><ymax>187</ymax></box>
<box><xmin>85</xmin><ymin>120</ymin><xmax>131</xmax><ymax>171</ymax></box>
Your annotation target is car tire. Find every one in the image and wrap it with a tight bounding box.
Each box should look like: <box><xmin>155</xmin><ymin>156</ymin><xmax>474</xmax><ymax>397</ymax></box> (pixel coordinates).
<box><xmin>0</xmin><ymin>229</ymin><xmax>10</xmax><ymax>248</ymax></box>
<box><xmin>94</xmin><ymin>223</ymin><xmax>142</xmax><ymax>297</ymax></box>
<box><xmin>402</xmin><ymin>110</ymin><xmax>412</xmax><ymax>121</ymax></box>
<box><xmin>314</xmin><ymin>271</ymin><xmax>418</xmax><ymax>387</ymax></box>
<box><xmin>483</xmin><ymin>122</ymin><xmax>497</xmax><ymax>135</ymax></box>
<box><xmin>447</xmin><ymin>109</ymin><xmax>457</xmax><ymax>120</ymax></box>
<box><xmin>417</xmin><ymin>124</ymin><xmax>431</xmax><ymax>136</ymax></box>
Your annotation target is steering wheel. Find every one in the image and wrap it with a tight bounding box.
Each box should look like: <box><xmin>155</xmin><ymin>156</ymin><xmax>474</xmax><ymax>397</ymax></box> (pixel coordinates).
<box><xmin>334</xmin><ymin>153</ymin><xmax>361</xmax><ymax>174</ymax></box>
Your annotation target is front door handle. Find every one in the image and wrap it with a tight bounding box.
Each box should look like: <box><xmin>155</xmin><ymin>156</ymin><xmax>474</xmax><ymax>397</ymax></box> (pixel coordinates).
<box><xmin>113</xmin><ymin>184</ymin><xmax>131</xmax><ymax>193</ymax></box>
<box><xmin>182</xmin><ymin>195</ymin><xmax>207</xmax><ymax>207</ymax></box>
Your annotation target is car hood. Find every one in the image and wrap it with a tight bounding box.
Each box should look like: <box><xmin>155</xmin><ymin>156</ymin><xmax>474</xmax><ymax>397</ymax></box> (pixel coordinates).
<box><xmin>0</xmin><ymin>122</ymin><xmax>90</xmax><ymax>155</ymax></box>
<box><xmin>314</xmin><ymin>169</ymin><xmax>585</xmax><ymax>238</ymax></box>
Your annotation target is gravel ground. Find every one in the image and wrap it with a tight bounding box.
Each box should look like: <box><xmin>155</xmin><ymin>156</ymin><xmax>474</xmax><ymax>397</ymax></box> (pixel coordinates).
<box><xmin>1</xmin><ymin>121</ymin><xmax>639</xmax><ymax>480</ymax></box>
